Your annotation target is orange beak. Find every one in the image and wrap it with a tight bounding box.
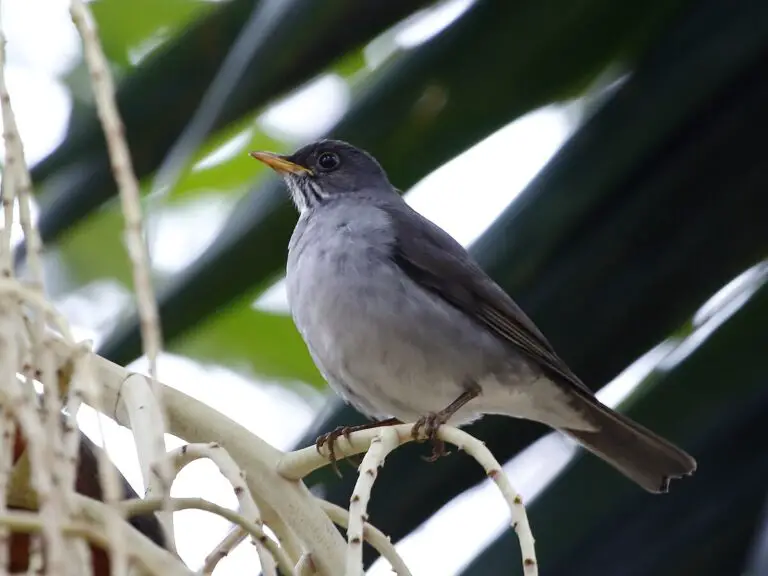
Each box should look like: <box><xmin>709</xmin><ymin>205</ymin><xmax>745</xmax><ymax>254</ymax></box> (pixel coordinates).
<box><xmin>249</xmin><ymin>151</ymin><xmax>312</xmax><ymax>175</ymax></box>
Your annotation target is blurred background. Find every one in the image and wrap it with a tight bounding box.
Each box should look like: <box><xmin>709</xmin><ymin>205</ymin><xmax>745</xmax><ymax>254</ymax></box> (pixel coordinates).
<box><xmin>3</xmin><ymin>0</ymin><xmax>768</xmax><ymax>573</ymax></box>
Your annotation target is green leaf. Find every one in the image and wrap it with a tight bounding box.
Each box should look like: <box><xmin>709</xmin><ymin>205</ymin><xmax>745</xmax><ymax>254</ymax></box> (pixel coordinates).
<box><xmin>165</xmin><ymin>115</ymin><xmax>285</xmax><ymax>203</ymax></box>
<box><xmin>57</xmin><ymin>202</ymin><xmax>133</xmax><ymax>287</ymax></box>
<box><xmin>90</xmin><ymin>0</ymin><xmax>214</xmax><ymax>67</ymax></box>
<box><xmin>173</xmin><ymin>296</ymin><xmax>325</xmax><ymax>388</ymax></box>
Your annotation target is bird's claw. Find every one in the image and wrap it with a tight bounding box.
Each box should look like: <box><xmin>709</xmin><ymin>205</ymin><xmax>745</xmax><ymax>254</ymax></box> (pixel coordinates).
<box><xmin>411</xmin><ymin>412</ymin><xmax>451</xmax><ymax>462</ymax></box>
<box><xmin>315</xmin><ymin>426</ymin><xmax>358</xmax><ymax>477</ymax></box>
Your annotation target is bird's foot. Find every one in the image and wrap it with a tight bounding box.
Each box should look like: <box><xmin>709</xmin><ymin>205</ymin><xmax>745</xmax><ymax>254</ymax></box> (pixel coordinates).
<box><xmin>412</xmin><ymin>412</ymin><xmax>451</xmax><ymax>462</ymax></box>
<box><xmin>315</xmin><ymin>426</ymin><xmax>355</xmax><ymax>477</ymax></box>
<box><xmin>411</xmin><ymin>387</ymin><xmax>481</xmax><ymax>462</ymax></box>
<box><xmin>315</xmin><ymin>418</ymin><xmax>401</xmax><ymax>477</ymax></box>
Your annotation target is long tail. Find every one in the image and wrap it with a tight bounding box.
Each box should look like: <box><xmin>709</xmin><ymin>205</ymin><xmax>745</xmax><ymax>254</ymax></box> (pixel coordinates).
<box><xmin>563</xmin><ymin>398</ymin><xmax>696</xmax><ymax>493</ymax></box>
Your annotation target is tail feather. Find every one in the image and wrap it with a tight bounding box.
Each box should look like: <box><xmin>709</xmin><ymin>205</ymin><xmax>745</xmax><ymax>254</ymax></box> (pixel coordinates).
<box><xmin>564</xmin><ymin>400</ymin><xmax>696</xmax><ymax>493</ymax></box>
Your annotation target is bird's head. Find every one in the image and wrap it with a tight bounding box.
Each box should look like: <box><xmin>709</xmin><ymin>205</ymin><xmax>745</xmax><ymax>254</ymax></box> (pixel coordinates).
<box><xmin>250</xmin><ymin>139</ymin><xmax>390</xmax><ymax>212</ymax></box>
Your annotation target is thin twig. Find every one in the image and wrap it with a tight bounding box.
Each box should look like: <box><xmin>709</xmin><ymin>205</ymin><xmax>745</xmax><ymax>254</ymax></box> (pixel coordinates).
<box><xmin>0</xmin><ymin>20</ymin><xmax>77</xmax><ymax>570</ymax></box>
<box><xmin>77</xmin><ymin>345</ymin><xmax>346</xmax><ymax>574</ymax></box>
<box><xmin>0</xmin><ymin>308</ymin><xmax>65</xmax><ymax>573</ymax></box>
<box><xmin>167</xmin><ymin>443</ymin><xmax>277</xmax><ymax>576</ymax></box>
<box><xmin>345</xmin><ymin>428</ymin><xmax>399</xmax><ymax>576</ymax></box>
<box><xmin>69</xmin><ymin>0</ymin><xmax>176</xmax><ymax>554</ymax></box>
<box><xmin>0</xmin><ymin>9</ymin><xmax>78</xmax><ymax>571</ymax></box>
<box><xmin>47</xmin><ymin>335</ymin><xmax>538</xmax><ymax>575</ymax></box>
<box><xmin>0</xmin><ymin>0</ymin><xmax>44</xmax><ymax>290</ymax></box>
<box><xmin>278</xmin><ymin>423</ymin><xmax>538</xmax><ymax>575</ymax></box>
<box><xmin>117</xmin><ymin>372</ymin><xmax>174</xmax><ymax>553</ymax></box>
<box><xmin>72</xmin><ymin>346</ymin><xmax>131</xmax><ymax>576</ymax></box>
<box><xmin>120</xmin><ymin>497</ymin><xmax>294</xmax><ymax>576</ymax></box>
<box><xmin>0</xmin><ymin>59</ymin><xmax>42</xmax><ymax>293</ymax></box>
<box><xmin>318</xmin><ymin>499</ymin><xmax>411</xmax><ymax>576</ymax></box>
<box><xmin>201</xmin><ymin>527</ymin><xmax>247</xmax><ymax>576</ymax></box>
<box><xmin>439</xmin><ymin>427</ymin><xmax>537</xmax><ymax>574</ymax></box>
<box><xmin>70</xmin><ymin>494</ymin><xmax>193</xmax><ymax>576</ymax></box>
<box><xmin>0</xmin><ymin>278</ymin><xmax>74</xmax><ymax>341</ymax></box>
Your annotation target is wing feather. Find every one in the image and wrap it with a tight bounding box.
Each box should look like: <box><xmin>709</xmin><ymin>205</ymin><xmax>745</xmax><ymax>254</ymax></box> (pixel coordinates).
<box><xmin>387</xmin><ymin>200</ymin><xmax>592</xmax><ymax>396</ymax></box>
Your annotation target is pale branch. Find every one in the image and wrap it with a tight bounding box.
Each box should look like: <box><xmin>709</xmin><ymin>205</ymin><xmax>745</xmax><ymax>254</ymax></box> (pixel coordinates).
<box><xmin>201</xmin><ymin>527</ymin><xmax>247</xmax><ymax>576</ymax></box>
<box><xmin>0</xmin><ymin>279</ymin><xmax>75</xmax><ymax>341</ymax></box>
<box><xmin>165</xmin><ymin>443</ymin><xmax>277</xmax><ymax>576</ymax></box>
<box><xmin>74</xmin><ymin>347</ymin><xmax>132</xmax><ymax>576</ymax></box>
<box><xmin>67</xmin><ymin>1</ymin><xmax>162</xmax><ymax>377</ymax></box>
<box><xmin>117</xmin><ymin>372</ymin><xmax>175</xmax><ymax>552</ymax></box>
<box><xmin>119</xmin><ymin>497</ymin><xmax>294</xmax><ymax>576</ymax></box>
<box><xmin>279</xmin><ymin>423</ymin><xmax>539</xmax><ymax>575</ymax></box>
<box><xmin>71</xmin><ymin>494</ymin><xmax>193</xmax><ymax>576</ymax></box>
<box><xmin>44</xmin><ymin>334</ymin><xmax>540</xmax><ymax>575</ymax></box>
<box><xmin>255</xmin><ymin>500</ymin><xmax>304</xmax><ymax>569</ymax></box>
<box><xmin>0</xmin><ymin>309</ymin><xmax>68</xmax><ymax>573</ymax></box>
<box><xmin>0</xmin><ymin>19</ymin><xmax>83</xmax><ymax>571</ymax></box>
<box><xmin>345</xmin><ymin>428</ymin><xmax>399</xmax><ymax>576</ymax></box>
<box><xmin>294</xmin><ymin>553</ymin><xmax>318</xmax><ymax>576</ymax></box>
<box><xmin>36</xmin><ymin>347</ymin><xmax>72</xmax><ymax>576</ymax></box>
<box><xmin>439</xmin><ymin>427</ymin><xmax>538</xmax><ymax>575</ymax></box>
<box><xmin>0</xmin><ymin>512</ymin><xmax>108</xmax><ymax>559</ymax></box>
<box><xmin>278</xmin><ymin>430</ymin><xmax>377</xmax><ymax>481</ymax></box>
<box><xmin>71</xmin><ymin>540</ymin><xmax>94</xmax><ymax>576</ymax></box>
<box><xmin>0</xmin><ymin>17</ymin><xmax>15</xmax><ymax>275</ymax></box>
<box><xmin>317</xmin><ymin>499</ymin><xmax>411</xmax><ymax>576</ymax></box>
<box><xmin>0</xmin><ymin>0</ymin><xmax>44</xmax><ymax>291</ymax></box>
<box><xmin>54</xmin><ymin>339</ymin><xmax>349</xmax><ymax>575</ymax></box>
<box><xmin>68</xmin><ymin>0</ymin><xmax>176</xmax><ymax>553</ymax></box>
<box><xmin>0</xmin><ymin>5</ymin><xmax>177</xmax><ymax>574</ymax></box>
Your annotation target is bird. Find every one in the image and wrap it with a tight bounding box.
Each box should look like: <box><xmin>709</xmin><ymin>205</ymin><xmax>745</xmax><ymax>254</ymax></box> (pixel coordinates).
<box><xmin>250</xmin><ymin>139</ymin><xmax>697</xmax><ymax>493</ymax></box>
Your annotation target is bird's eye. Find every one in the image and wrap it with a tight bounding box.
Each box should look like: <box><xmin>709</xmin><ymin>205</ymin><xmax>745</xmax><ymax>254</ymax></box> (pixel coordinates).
<box><xmin>317</xmin><ymin>151</ymin><xmax>340</xmax><ymax>171</ymax></box>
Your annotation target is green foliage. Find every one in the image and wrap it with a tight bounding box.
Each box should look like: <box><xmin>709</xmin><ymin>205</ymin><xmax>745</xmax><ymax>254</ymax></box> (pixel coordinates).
<box><xmin>58</xmin><ymin>201</ymin><xmax>131</xmax><ymax>287</ymax></box>
<box><xmin>174</xmin><ymin>293</ymin><xmax>325</xmax><ymax>389</ymax></box>
<box><xmin>90</xmin><ymin>0</ymin><xmax>214</xmax><ymax>68</ymax></box>
<box><xmin>164</xmin><ymin>116</ymin><xmax>283</xmax><ymax>203</ymax></box>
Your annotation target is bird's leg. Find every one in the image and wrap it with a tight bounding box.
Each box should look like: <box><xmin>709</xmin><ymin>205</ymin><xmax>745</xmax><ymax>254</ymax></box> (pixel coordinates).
<box><xmin>315</xmin><ymin>418</ymin><xmax>401</xmax><ymax>477</ymax></box>
<box><xmin>412</xmin><ymin>384</ymin><xmax>481</xmax><ymax>462</ymax></box>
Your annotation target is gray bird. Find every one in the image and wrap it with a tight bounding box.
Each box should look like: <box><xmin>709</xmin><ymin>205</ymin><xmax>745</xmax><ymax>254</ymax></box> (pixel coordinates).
<box><xmin>250</xmin><ymin>139</ymin><xmax>696</xmax><ymax>493</ymax></box>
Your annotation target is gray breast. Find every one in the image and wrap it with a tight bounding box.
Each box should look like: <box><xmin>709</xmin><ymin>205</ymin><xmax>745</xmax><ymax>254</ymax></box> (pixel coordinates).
<box><xmin>285</xmin><ymin>200</ymin><xmax>519</xmax><ymax>422</ymax></box>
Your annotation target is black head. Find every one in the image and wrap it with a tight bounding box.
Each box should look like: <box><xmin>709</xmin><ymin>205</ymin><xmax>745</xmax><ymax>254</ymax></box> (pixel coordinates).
<box><xmin>250</xmin><ymin>139</ymin><xmax>392</xmax><ymax>211</ymax></box>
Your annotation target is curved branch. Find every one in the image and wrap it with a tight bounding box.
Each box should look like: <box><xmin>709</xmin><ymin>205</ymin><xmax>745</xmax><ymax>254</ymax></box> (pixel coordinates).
<box><xmin>317</xmin><ymin>499</ymin><xmax>411</xmax><ymax>576</ymax></box>
<box><xmin>66</xmin><ymin>344</ymin><xmax>347</xmax><ymax>574</ymax></box>
<box><xmin>346</xmin><ymin>428</ymin><xmax>399</xmax><ymax>575</ymax></box>
<box><xmin>166</xmin><ymin>443</ymin><xmax>278</xmax><ymax>575</ymax></box>
<box><xmin>70</xmin><ymin>494</ymin><xmax>192</xmax><ymax>575</ymax></box>
<box><xmin>120</xmin><ymin>496</ymin><xmax>295</xmax><ymax>575</ymax></box>
<box><xmin>48</xmin><ymin>335</ymin><xmax>538</xmax><ymax>575</ymax></box>
<box><xmin>70</xmin><ymin>0</ymin><xmax>176</xmax><ymax>555</ymax></box>
<box><xmin>439</xmin><ymin>427</ymin><xmax>538</xmax><ymax>574</ymax></box>
<box><xmin>202</xmin><ymin>528</ymin><xmax>247</xmax><ymax>575</ymax></box>
<box><xmin>117</xmin><ymin>372</ymin><xmax>175</xmax><ymax>552</ymax></box>
<box><xmin>279</xmin><ymin>423</ymin><xmax>538</xmax><ymax>575</ymax></box>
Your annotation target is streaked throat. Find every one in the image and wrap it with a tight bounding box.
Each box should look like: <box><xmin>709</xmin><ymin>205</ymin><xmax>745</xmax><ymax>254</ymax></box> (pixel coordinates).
<box><xmin>285</xmin><ymin>174</ymin><xmax>326</xmax><ymax>213</ymax></box>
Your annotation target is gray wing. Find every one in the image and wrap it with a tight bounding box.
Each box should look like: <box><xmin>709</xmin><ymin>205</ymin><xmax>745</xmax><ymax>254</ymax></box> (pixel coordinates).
<box><xmin>385</xmin><ymin>200</ymin><xmax>593</xmax><ymax>396</ymax></box>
